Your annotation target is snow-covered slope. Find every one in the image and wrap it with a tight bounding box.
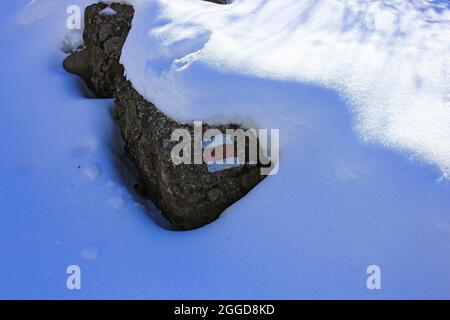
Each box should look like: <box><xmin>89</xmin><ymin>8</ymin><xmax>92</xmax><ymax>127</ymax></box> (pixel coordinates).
<box><xmin>121</xmin><ymin>0</ymin><xmax>450</xmax><ymax>176</ymax></box>
<box><xmin>1</xmin><ymin>0</ymin><xmax>450</xmax><ymax>299</ymax></box>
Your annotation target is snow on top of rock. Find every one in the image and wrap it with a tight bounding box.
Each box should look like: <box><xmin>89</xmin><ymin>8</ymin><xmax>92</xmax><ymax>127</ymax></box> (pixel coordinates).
<box><xmin>120</xmin><ymin>0</ymin><xmax>450</xmax><ymax>175</ymax></box>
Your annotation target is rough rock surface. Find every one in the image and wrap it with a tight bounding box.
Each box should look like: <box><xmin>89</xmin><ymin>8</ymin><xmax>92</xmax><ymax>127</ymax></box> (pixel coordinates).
<box><xmin>64</xmin><ymin>1</ymin><xmax>266</xmax><ymax>230</ymax></box>
<box><xmin>63</xmin><ymin>2</ymin><xmax>133</xmax><ymax>98</ymax></box>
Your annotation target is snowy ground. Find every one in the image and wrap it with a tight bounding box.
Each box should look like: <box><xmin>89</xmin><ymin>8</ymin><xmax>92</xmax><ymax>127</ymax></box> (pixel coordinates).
<box><xmin>1</xmin><ymin>0</ymin><xmax>450</xmax><ymax>299</ymax></box>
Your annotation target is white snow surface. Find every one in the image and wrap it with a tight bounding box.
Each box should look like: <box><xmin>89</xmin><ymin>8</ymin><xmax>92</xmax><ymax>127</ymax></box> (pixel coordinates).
<box><xmin>120</xmin><ymin>0</ymin><xmax>450</xmax><ymax>175</ymax></box>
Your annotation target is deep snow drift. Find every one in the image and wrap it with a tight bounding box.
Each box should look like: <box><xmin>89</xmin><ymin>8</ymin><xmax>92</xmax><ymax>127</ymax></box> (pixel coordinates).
<box><xmin>1</xmin><ymin>0</ymin><xmax>449</xmax><ymax>299</ymax></box>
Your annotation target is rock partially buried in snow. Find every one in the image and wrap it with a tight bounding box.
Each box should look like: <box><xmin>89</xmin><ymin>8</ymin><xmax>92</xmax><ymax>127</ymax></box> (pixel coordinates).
<box><xmin>109</xmin><ymin>196</ymin><xmax>125</xmax><ymax>209</ymax></box>
<box><xmin>64</xmin><ymin>2</ymin><xmax>266</xmax><ymax>230</ymax></box>
<box><xmin>64</xmin><ymin>2</ymin><xmax>134</xmax><ymax>98</ymax></box>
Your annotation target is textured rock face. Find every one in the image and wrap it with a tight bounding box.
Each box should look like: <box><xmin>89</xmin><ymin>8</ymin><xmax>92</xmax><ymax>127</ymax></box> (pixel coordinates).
<box><xmin>64</xmin><ymin>2</ymin><xmax>266</xmax><ymax>230</ymax></box>
<box><xmin>63</xmin><ymin>2</ymin><xmax>133</xmax><ymax>98</ymax></box>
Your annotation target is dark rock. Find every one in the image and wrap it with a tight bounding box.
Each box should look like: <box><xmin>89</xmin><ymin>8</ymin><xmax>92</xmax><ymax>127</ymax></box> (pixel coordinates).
<box><xmin>64</xmin><ymin>2</ymin><xmax>134</xmax><ymax>98</ymax></box>
<box><xmin>63</xmin><ymin>47</ymin><xmax>93</xmax><ymax>88</ymax></box>
<box><xmin>115</xmin><ymin>81</ymin><xmax>265</xmax><ymax>230</ymax></box>
<box><xmin>63</xmin><ymin>2</ymin><xmax>266</xmax><ymax>230</ymax></box>
<box><xmin>205</xmin><ymin>0</ymin><xmax>229</xmax><ymax>4</ymax></box>
<box><xmin>241</xmin><ymin>168</ymin><xmax>264</xmax><ymax>191</ymax></box>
